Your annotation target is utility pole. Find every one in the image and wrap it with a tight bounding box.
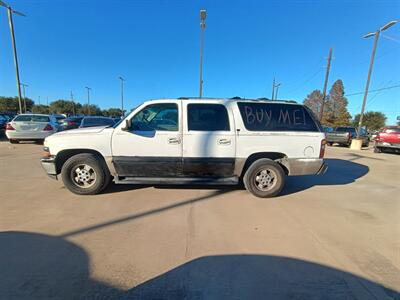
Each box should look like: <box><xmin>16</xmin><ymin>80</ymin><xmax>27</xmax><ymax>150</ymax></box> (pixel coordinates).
<box><xmin>119</xmin><ymin>76</ymin><xmax>125</xmax><ymax>117</ymax></box>
<box><xmin>0</xmin><ymin>1</ymin><xmax>25</xmax><ymax>114</ymax></box>
<box><xmin>199</xmin><ymin>9</ymin><xmax>206</xmax><ymax>98</ymax></box>
<box><xmin>71</xmin><ymin>91</ymin><xmax>75</xmax><ymax>115</ymax></box>
<box><xmin>319</xmin><ymin>48</ymin><xmax>333</xmax><ymax>121</ymax></box>
<box><xmin>20</xmin><ymin>83</ymin><xmax>28</xmax><ymax>112</ymax></box>
<box><xmin>85</xmin><ymin>86</ymin><xmax>91</xmax><ymax>115</ymax></box>
<box><xmin>357</xmin><ymin>20</ymin><xmax>397</xmax><ymax>140</ymax></box>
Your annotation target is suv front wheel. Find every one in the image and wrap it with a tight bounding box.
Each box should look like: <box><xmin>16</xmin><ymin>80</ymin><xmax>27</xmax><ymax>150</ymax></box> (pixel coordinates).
<box><xmin>243</xmin><ymin>159</ymin><xmax>285</xmax><ymax>198</ymax></box>
<box><xmin>61</xmin><ymin>153</ymin><xmax>110</xmax><ymax>195</ymax></box>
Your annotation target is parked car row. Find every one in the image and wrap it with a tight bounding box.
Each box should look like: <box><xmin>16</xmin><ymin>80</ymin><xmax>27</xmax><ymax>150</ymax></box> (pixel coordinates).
<box><xmin>3</xmin><ymin>113</ymin><xmax>119</xmax><ymax>143</ymax></box>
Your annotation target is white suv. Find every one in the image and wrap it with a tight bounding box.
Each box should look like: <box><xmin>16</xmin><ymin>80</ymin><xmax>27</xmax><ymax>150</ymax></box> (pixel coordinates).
<box><xmin>41</xmin><ymin>98</ymin><xmax>327</xmax><ymax>198</ymax></box>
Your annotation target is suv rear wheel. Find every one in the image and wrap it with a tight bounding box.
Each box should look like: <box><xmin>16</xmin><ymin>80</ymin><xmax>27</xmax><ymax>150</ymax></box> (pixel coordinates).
<box><xmin>61</xmin><ymin>153</ymin><xmax>110</xmax><ymax>195</ymax></box>
<box><xmin>243</xmin><ymin>159</ymin><xmax>285</xmax><ymax>198</ymax></box>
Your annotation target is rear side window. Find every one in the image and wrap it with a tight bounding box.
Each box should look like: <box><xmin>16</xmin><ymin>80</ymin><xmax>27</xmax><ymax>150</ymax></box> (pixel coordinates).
<box><xmin>237</xmin><ymin>102</ymin><xmax>319</xmax><ymax>132</ymax></box>
<box><xmin>188</xmin><ymin>104</ymin><xmax>230</xmax><ymax>131</ymax></box>
<box><xmin>14</xmin><ymin>115</ymin><xmax>50</xmax><ymax>122</ymax></box>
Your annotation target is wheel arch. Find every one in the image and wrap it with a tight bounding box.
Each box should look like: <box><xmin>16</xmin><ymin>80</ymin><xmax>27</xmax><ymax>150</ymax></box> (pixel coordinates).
<box><xmin>239</xmin><ymin>152</ymin><xmax>289</xmax><ymax>178</ymax></box>
<box><xmin>55</xmin><ymin>149</ymin><xmax>109</xmax><ymax>174</ymax></box>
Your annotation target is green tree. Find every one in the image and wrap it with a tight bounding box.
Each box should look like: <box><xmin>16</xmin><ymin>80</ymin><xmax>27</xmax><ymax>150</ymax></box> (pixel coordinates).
<box><xmin>49</xmin><ymin>100</ymin><xmax>81</xmax><ymax>115</ymax></box>
<box><xmin>303</xmin><ymin>90</ymin><xmax>323</xmax><ymax>117</ymax></box>
<box><xmin>102</xmin><ymin>108</ymin><xmax>123</xmax><ymax>117</ymax></box>
<box><xmin>352</xmin><ymin>111</ymin><xmax>386</xmax><ymax>131</ymax></box>
<box><xmin>32</xmin><ymin>105</ymin><xmax>50</xmax><ymax>114</ymax></box>
<box><xmin>78</xmin><ymin>104</ymin><xmax>102</xmax><ymax>116</ymax></box>
<box><xmin>322</xmin><ymin>80</ymin><xmax>351</xmax><ymax>127</ymax></box>
<box><xmin>0</xmin><ymin>96</ymin><xmax>34</xmax><ymax>113</ymax></box>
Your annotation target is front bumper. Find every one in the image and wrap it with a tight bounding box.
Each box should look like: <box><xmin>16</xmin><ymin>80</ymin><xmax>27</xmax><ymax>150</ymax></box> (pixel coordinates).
<box><xmin>288</xmin><ymin>158</ymin><xmax>328</xmax><ymax>176</ymax></box>
<box><xmin>41</xmin><ymin>156</ymin><xmax>58</xmax><ymax>180</ymax></box>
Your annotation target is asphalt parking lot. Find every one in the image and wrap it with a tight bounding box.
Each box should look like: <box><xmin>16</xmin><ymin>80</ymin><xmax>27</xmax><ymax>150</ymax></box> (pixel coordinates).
<box><xmin>0</xmin><ymin>139</ymin><xmax>399</xmax><ymax>300</ymax></box>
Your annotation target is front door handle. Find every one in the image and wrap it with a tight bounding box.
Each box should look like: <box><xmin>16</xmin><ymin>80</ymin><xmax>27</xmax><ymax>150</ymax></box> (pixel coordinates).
<box><xmin>218</xmin><ymin>138</ymin><xmax>231</xmax><ymax>145</ymax></box>
<box><xmin>168</xmin><ymin>137</ymin><xmax>181</xmax><ymax>145</ymax></box>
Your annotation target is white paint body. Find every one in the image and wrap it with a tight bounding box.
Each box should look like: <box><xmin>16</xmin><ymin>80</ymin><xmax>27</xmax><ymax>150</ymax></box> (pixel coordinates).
<box><xmin>44</xmin><ymin>99</ymin><xmax>326</xmax><ymax>176</ymax></box>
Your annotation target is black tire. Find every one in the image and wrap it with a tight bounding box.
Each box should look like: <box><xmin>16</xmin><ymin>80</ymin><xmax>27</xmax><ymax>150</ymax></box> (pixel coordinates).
<box><xmin>36</xmin><ymin>139</ymin><xmax>44</xmax><ymax>145</ymax></box>
<box><xmin>243</xmin><ymin>159</ymin><xmax>285</xmax><ymax>198</ymax></box>
<box><xmin>61</xmin><ymin>153</ymin><xmax>110</xmax><ymax>195</ymax></box>
<box><xmin>9</xmin><ymin>139</ymin><xmax>19</xmax><ymax>144</ymax></box>
<box><xmin>374</xmin><ymin>146</ymin><xmax>381</xmax><ymax>153</ymax></box>
<box><xmin>327</xmin><ymin>142</ymin><xmax>333</xmax><ymax>146</ymax></box>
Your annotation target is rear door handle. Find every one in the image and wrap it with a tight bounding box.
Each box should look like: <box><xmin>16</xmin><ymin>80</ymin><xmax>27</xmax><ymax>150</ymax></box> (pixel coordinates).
<box><xmin>168</xmin><ymin>137</ymin><xmax>181</xmax><ymax>145</ymax></box>
<box><xmin>218</xmin><ymin>138</ymin><xmax>231</xmax><ymax>145</ymax></box>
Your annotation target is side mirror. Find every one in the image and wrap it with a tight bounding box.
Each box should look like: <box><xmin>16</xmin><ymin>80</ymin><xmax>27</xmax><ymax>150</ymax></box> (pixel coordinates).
<box><xmin>122</xmin><ymin>119</ymin><xmax>131</xmax><ymax>131</ymax></box>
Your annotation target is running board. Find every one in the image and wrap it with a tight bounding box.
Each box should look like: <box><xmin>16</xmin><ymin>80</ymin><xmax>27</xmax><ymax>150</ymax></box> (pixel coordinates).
<box><xmin>114</xmin><ymin>176</ymin><xmax>239</xmax><ymax>185</ymax></box>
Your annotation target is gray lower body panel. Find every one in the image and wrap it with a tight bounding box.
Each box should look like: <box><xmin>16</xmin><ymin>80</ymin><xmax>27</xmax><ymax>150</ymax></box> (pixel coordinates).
<box><xmin>288</xmin><ymin>158</ymin><xmax>326</xmax><ymax>176</ymax></box>
<box><xmin>41</xmin><ymin>157</ymin><xmax>58</xmax><ymax>179</ymax></box>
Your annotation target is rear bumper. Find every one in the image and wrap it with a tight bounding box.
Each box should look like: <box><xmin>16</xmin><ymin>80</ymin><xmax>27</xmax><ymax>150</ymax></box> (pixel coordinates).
<box><xmin>288</xmin><ymin>158</ymin><xmax>327</xmax><ymax>176</ymax></box>
<box><xmin>375</xmin><ymin>142</ymin><xmax>400</xmax><ymax>149</ymax></box>
<box><xmin>6</xmin><ymin>130</ymin><xmax>55</xmax><ymax>140</ymax></box>
<box><xmin>41</xmin><ymin>156</ymin><xmax>58</xmax><ymax>180</ymax></box>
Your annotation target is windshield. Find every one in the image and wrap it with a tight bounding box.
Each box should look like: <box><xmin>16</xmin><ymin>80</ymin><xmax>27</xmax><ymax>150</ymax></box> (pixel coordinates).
<box><xmin>384</xmin><ymin>128</ymin><xmax>400</xmax><ymax>134</ymax></box>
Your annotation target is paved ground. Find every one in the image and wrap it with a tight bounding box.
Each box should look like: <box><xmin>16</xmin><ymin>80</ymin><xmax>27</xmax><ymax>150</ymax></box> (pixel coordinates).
<box><xmin>0</xmin><ymin>139</ymin><xmax>399</xmax><ymax>300</ymax></box>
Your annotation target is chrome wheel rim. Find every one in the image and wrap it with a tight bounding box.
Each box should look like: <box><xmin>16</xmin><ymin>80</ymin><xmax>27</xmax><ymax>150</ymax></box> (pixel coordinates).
<box><xmin>254</xmin><ymin>168</ymin><xmax>277</xmax><ymax>191</ymax></box>
<box><xmin>72</xmin><ymin>164</ymin><xmax>97</xmax><ymax>188</ymax></box>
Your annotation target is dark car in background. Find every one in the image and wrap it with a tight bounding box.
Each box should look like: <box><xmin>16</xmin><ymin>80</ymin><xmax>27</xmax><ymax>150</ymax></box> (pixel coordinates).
<box><xmin>0</xmin><ymin>114</ymin><xmax>8</xmax><ymax>135</ymax></box>
<box><xmin>326</xmin><ymin>126</ymin><xmax>369</xmax><ymax>147</ymax></box>
<box><xmin>79</xmin><ymin>116</ymin><xmax>116</xmax><ymax>128</ymax></box>
<box><xmin>59</xmin><ymin>116</ymin><xmax>84</xmax><ymax>131</ymax></box>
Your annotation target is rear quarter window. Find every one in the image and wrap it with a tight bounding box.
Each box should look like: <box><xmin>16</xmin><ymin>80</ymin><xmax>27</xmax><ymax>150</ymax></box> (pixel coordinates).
<box><xmin>237</xmin><ymin>102</ymin><xmax>320</xmax><ymax>132</ymax></box>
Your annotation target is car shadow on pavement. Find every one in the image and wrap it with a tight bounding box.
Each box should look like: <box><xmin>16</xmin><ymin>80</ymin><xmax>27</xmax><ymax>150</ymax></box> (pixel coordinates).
<box><xmin>282</xmin><ymin>158</ymin><xmax>369</xmax><ymax>196</ymax></box>
<box><xmin>1</xmin><ymin>231</ymin><xmax>398</xmax><ymax>300</ymax></box>
<box><xmin>102</xmin><ymin>158</ymin><xmax>368</xmax><ymax>197</ymax></box>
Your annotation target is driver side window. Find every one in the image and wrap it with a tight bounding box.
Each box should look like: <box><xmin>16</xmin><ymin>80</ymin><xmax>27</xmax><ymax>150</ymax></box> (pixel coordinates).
<box><xmin>130</xmin><ymin>103</ymin><xmax>178</xmax><ymax>131</ymax></box>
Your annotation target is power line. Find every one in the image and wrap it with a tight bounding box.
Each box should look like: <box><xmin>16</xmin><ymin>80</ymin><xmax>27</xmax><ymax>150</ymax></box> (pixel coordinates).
<box><xmin>346</xmin><ymin>84</ymin><xmax>400</xmax><ymax>96</ymax></box>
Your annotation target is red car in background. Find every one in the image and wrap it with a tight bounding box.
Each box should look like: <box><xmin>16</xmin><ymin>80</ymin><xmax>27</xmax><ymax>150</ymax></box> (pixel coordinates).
<box><xmin>374</xmin><ymin>126</ymin><xmax>400</xmax><ymax>153</ymax></box>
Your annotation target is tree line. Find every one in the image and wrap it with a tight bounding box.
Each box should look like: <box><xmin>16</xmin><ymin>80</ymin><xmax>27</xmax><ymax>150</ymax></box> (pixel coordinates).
<box><xmin>0</xmin><ymin>97</ymin><xmax>123</xmax><ymax>117</ymax></box>
<box><xmin>303</xmin><ymin>79</ymin><xmax>387</xmax><ymax>131</ymax></box>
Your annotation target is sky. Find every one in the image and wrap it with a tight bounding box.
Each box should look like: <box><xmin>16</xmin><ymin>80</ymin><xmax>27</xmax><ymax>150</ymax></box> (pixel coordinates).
<box><xmin>0</xmin><ymin>0</ymin><xmax>399</xmax><ymax>123</ymax></box>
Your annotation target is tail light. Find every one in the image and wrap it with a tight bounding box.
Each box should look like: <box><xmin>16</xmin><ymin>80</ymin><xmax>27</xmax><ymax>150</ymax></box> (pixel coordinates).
<box><xmin>5</xmin><ymin>123</ymin><xmax>15</xmax><ymax>130</ymax></box>
<box><xmin>319</xmin><ymin>139</ymin><xmax>326</xmax><ymax>158</ymax></box>
<box><xmin>68</xmin><ymin>121</ymin><xmax>76</xmax><ymax>126</ymax></box>
<box><xmin>43</xmin><ymin>124</ymin><xmax>54</xmax><ymax>131</ymax></box>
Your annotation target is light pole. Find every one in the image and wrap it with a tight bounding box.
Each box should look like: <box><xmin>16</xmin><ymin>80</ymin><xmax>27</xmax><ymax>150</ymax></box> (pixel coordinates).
<box><xmin>85</xmin><ymin>87</ymin><xmax>91</xmax><ymax>115</ymax></box>
<box><xmin>20</xmin><ymin>83</ymin><xmax>28</xmax><ymax>112</ymax></box>
<box><xmin>271</xmin><ymin>79</ymin><xmax>281</xmax><ymax>100</ymax></box>
<box><xmin>274</xmin><ymin>83</ymin><xmax>281</xmax><ymax>100</ymax></box>
<box><xmin>70</xmin><ymin>91</ymin><xmax>75</xmax><ymax>115</ymax></box>
<box><xmin>119</xmin><ymin>76</ymin><xmax>125</xmax><ymax>117</ymax></box>
<box><xmin>356</xmin><ymin>20</ymin><xmax>397</xmax><ymax>141</ymax></box>
<box><xmin>199</xmin><ymin>9</ymin><xmax>206</xmax><ymax>98</ymax></box>
<box><xmin>0</xmin><ymin>1</ymin><xmax>25</xmax><ymax>114</ymax></box>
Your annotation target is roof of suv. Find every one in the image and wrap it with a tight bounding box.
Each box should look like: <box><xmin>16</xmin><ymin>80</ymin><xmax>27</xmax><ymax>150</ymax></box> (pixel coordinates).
<box><xmin>149</xmin><ymin>97</ymin><xmax>298</xmax><ymax>105</ymax></box>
